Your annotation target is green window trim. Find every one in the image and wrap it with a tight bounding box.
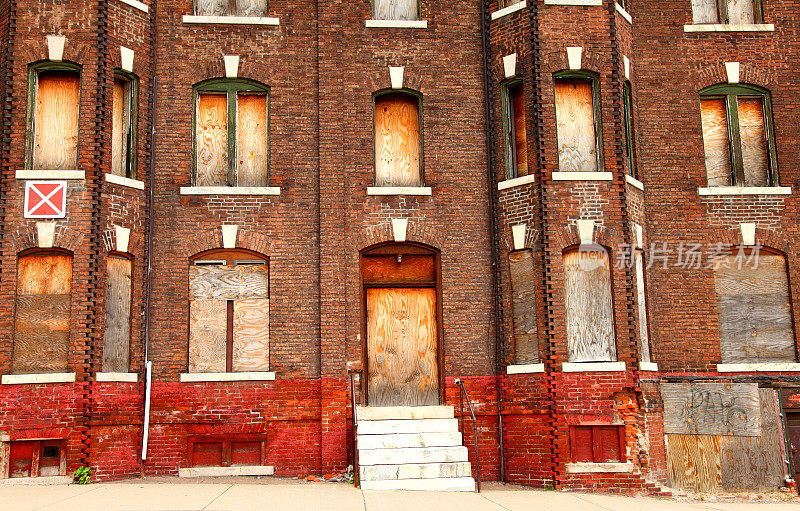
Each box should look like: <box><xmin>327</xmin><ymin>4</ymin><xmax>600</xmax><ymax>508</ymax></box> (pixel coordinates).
<box><xmin>191</xmin><ymin>78</ymin><xmax>270</xmax><ymax>187</ymax></box>
<box><xmin>501</xmin><ymin>78</ymin><xmax>523</xmax><ymax>180</ymax></box>
<box><xmin>622</xmin><ymin>81</ymin><xmax>637</xmax><ymax>180</ymax></box>
<box><xmin>372</xmin><ymin>88</ymin><xmax>425</xmax><ymax>187</ymax></box>
<box><xmin>25</xmin><ymin>61</ymin><xmax>83</xmax><ymax>170</ymax></box>
<box><xmin>553</xmin><ymin>70</ymin><xmax>605</xmax><ymax>174</ymax></box>
<box><xmin>699</xmin><ymin>83</ymin><xmax>778</xmax><ymax>187</ymax></box>
<box><xmin>113</xmin><ymin>70</ymin><xmax>139</xmax><ymax>180</ymax></box>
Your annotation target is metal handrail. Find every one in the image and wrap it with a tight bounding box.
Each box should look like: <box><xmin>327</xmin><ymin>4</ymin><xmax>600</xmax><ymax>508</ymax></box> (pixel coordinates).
<box><xmin>454</xmin><ymin>378</ymin><xmax>481</xmax><ymax>492</ymax></box>
<box><xmin>349</xmin><ymin>370</ymin><xmax>361</xmax><ymax>487</ymax></box>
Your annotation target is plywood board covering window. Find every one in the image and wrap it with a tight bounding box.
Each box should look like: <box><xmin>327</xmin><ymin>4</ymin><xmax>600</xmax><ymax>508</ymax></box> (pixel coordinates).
<box><xmin>103</xmin><ymin>256</ymin><xmax>132</xmax><ymax>372</ymax></box>
<box><xmin>635</xmin><ymin>252</ymin><xmax>651</xmax><ymax>363</ymax></box>
<box><xmin>737</xmin><ymin>97</ymin><xmax>769</xmax><ymax>187</ymax></box>
<box><xmin>236</xmin><ymin>94</ymin><xmax>268</xmax><ymax>187</ymax></box>
<box><xmin>196</xmin><ymin>93</ymin><xmax>229</xmax><ymax>186</ymax></box>
<box><xmin>373</xmin><ymin>0</ymin><xmax>418</xmax><ymax>20</ymax></box>
<box><xmin>504</xmin><ymin>81</ymin><xmax>528</xmax><ymax>179</ymax></box>
<box><xmin>33</xmin><ymin>71</ymin><xmax>79</xmax><ymax>170</ymax></box>
<box><xmin>700</xmin><ymin>98</ymin><xmax>732</xmax><ymax>186</ymax></box>
<box><xmin>508</xmin><ymin>250</ymin><xmax>538</xmax><ymax>363</ymax></box>
<box><xmin>13</xmin><ymin>253</ymin><xmax>72</xmax><ymax>374</ymax></box>
<box><xmin>570</xmin><ymin>425</ymin><xmax>625</xmax><ymax>463</ymax></box>
<box><xmin>195</xmin><ymin>0</ymin><xmax>268</xmax><ymax>16</ymax></box>
<box><xmin>563</xmin><ymin>249</ymin><xmax>616</xmax><ymax>363</ymax></box>
<box><xmin>188</xmin><ymin>260</ymin><xmax>269</xmax><ymax>372</ymax></box>
<box><xmin>713</xmin><ymin>252</ymin><xmax>795</xmax><ymax>363</ymax></box>
<box><xmin>112</xmin><ymin>77</ymin><xmax>135</xmax><ymax>177</ymax></box>
<box><xmin>9</xmin><ymin>440</ymin><xmax>66</xmax><ymax>478</ymax></box>
<box><xmin>692</xmin><ymin>0</ymin><xmax>720</xmax><ymax>23</ymax></box>
<box><xmin>692</xmin><ymin>0</ymin><xmax>759</xmax><ymax>23</ymax></box>
<box><xmin>727</xmin><ymin>0</ymin><xmax>755</xmax><ymax>23</ymax></box>
<box><xmin>374</xmin><ymin>93</ymin><xmax>422</xmax><ymax>187</ymax></box>
<box><xmin>555</xmin><ymin>79</ymin><xmax>598</xmax><ymax>173</ymax></box>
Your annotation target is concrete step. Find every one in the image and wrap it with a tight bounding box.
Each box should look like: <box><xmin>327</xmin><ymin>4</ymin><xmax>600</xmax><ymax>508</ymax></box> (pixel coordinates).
<box><xmin>356</xmin><ymin>405</ymin><xmax>454</xmax><ymax>421</ymax></box>
<box><xmin>358</xmin><ymin>446</ymin><xmax>468</xmax><ymax>466</ymax></box>
<box><xmin>360</xmin><ymin>461</ymin><xmax>472</xmax><ymax>481</ymax></box>
<box><xmin>357</xmin><ymin>418</ymin><xmax>459</xmax><ymax>435</ymax></box>
<box><xmin>356</xmin><ymin>432</ymin><xmax>462</xmax><ymax>450</ymax></box>
<box><xmin>360</xmin><ymin>476</ymin><xmax>476</xmax><ymax>491</ymax></box>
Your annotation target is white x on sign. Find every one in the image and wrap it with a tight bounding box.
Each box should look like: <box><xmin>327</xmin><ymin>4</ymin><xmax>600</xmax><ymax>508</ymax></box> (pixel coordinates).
<box><xmin>24</xmin><ymin>181</ymin><xmax>67</xmax><ymax>219</ymax></box>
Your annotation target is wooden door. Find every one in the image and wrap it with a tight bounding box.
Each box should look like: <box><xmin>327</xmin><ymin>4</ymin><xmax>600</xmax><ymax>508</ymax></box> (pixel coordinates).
<box><xmin>366</xmin><ymin>287</ymin><xmax>438</xmax><ymax>407</ymax></box>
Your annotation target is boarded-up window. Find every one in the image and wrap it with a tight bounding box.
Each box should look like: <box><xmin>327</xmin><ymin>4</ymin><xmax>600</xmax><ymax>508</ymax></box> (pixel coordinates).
<box><xmin>194</xmin><ymin>0</ymin><xmax>268</xmax><ymax>16</ymax></box>
<box><xmin>555</xmin><ymin>78</ymin><xmax>598</xmax><ymax>173</ymax></box>
<box><xmin>112</xmin><ymin>75</ymin><xmax>136</xmax><ymax>178</ymax></box>
<box><xmin>737</xmin><ymin>97</ymin><xmax>769</xmax><ymax>187</ymax></box>
<box><xmin>103</xmin><ymin>256</ymin><xmax>132</xmax><ymax>373</ymax></box>
<box><xmin>570</xmin><ymin>425</ymin><xmax>624</xmax><ymax>463</ymax></box>
<box><xmin>700</xmin><ymin>98</ymin><xmax>732</xmax><ymax>186</ymax></box>
<box><xmin>373</xmin><ymin>0</ymin><xmax>418</xmax><ymax>20</ymax></box>
<box><xmin>9</xmin><ymin>440</ymin><xmax>65</xmax><ymax>478</ymax></box>
<box><xmin>188</xmin><ymin>436</ymin><xmax>266</xmax><ymax>467</ymax></box>
<box><xmin>375</xmin><ymin>93</ymin><xmax>422</xmax><ymax>187</ymax></box>
<box><xmin>503</xmin><ymin>81</ymin><xmax>528</xmax><ymax>179</ymax></box>
<box><xmin>727</xmin><ymin>0</ymin><xmax>756</xmax><ymax>24</ymax></box>
<box><xmin>509</xmin><ymin>250</ymin><xmax>538</xmax><ymax>363</ymax></box>
<box><xmin>13</xmin><ymin>253</ymin><xmax>72</xmax><ymax>374</ymax></box>
<box><xmin>563</xmin><ymin>248</ymin><xmax>616</xmax><ymax>362</ymax></box>
<box><xmin>623</xmin><ymin>81</ymin><xmax>637</xmax><ymax>178</ymax></box>
<box><xmin>32</xmin><ymin>71</ymin><xmax>79</xmax><ymax>170</ymax></box>
<box><xmin>635</xmin><ymin>251</ymin><xmax>651</xmax><ymax>363</ymax></box>
<box><xmin>188</xmin><ymin>256</ymin><xmax>269</xmax><ymax>372</ymax></box>
<box><xmin>692</xmin><ymin>0</ymin><xmax>759</xmax><ymax>23</ymax></box>
<box><xmin>713</xmin><ymin>251</ymin><xmax>795</xmax><ymax>363</ymax></box>
<box><xmin>692</xmin><ymin>0</ymin><xmax>720</xmax><ymax>23</ymax></box>
<box><xmin>195</xmin><ymin>84</ymin><xmax>269</xmax><ymax>187</ymax></box>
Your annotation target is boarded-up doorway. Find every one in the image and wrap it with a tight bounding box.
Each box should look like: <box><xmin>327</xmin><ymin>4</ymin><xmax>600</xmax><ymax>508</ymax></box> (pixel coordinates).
<box><xmin>362</xmin><ymin>245</ymin><xmax>439</xmax><ymax>407</ymax></box>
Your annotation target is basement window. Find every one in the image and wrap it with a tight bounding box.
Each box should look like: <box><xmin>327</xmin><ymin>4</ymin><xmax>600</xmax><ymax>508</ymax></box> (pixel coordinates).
<box><xmin>112</xmin><ymin>72</ymin><xmax>137</xmax><ymax>179</ymax></box>
<box><xmin>373</xmin><ymin>0</ymin><xmax>419</xmax><ymax>20</ymax></box>
<box><xmin>188</xmin><ymin>436</ymin><xmax>266</xmax><ymax>467</ymax></box>
<box><xmin>103</xmin><ymin>255</ymin><xmax>133</xmax><ymax>373</ymax></box>
<box><xmin>569</xmin><ymin>425</ymin><xmax>625</xmax><ymax>463</ymax></box>
<box><xmin>188</xmin><ymin>250</ymin><xmax>269</xmax><ymax>373</ymax></box>
<box><xmin>374</xmin><ymin>91</ymin><xmax>423</xmax><ymax>187</ymax></box>
<box><xmin>554</xmin><ymin>72</ymin><xmax>604</xmax><ymax>174</ymax></box>
<box><xmin>9</xmin><ymin>440</ymin><xmax>66</xmax><ymax>478</ymax></box>
<box><xmin>699</xmin><ymin>84</ymin><xmax>777</xmax><ymax>187</ymax></box>
<box><xmin>194</xmin><ymin>79</ymin><xmax>269</xmax><ymax>187</ymax></box>
<box><xmin>27</xmin><ymin>64</ymin><xmax>81</xmax><ymax>170</ymax></box>
<box><xmin>691</xmin><ymin>0</ymin><xmax>763</xmax><ymax>24</ymax></box>
<box><xmin>502</xmin><ymin>80</ymin><xmax>529</xmax><ymax>180</ymax></box>
<box><xmin>194</xmin><ymin>0</ymin><xmax>268</xmax><ymax>16</ymax></box>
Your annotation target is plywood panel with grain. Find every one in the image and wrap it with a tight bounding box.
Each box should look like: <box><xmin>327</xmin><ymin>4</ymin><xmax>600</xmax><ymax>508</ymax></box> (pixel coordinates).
<box><xmin>189</xmin><ymin>300</ymin><xmax>227</xmax><ymax>373</ymax></box>
<box><xmin>509</xmin><ymin>250</ymin><xmax>538</xmax><ymax>364</ymax></box>
<box><xmin>34</xmin><ymin>71</ymin><xmax>79</xmax><ymax>170</ymax></box>
<box><xmin>196</xmin><ymin>93</ymin><xmax>228</xmax><ymax>186</ymax></box>
<box><xmin>661</xmin><ymin>382</ymin><xmax>761</xmax><ymax>436</ymax></box>
<box><xmin>195</xmin><ymin>0</ymin><xmax>226</xmax><ymax>15</ymax></box>
<box><xmin>189</xmin><ymin>265</ymin><xmax>268</xmax><ymax>300</ymax></box>
<box><xmin>563</xmin><ymin>249</ymin><xmax>616</xmax><ymax>362</ymax></box>
<box><xmin>635</xmin><ymin>253</ymin><xmax>651</xmax><ymax>362</ymax></box>
<box><xmin>692</xmin><ymin>0</ymin><xmax>719</xmax><ymax>23</ymax></box>
<box><xmin>103</xmin><ymin>256</ymin><xmax>132</xmax><ymax>373</ymax></box>
<box><xmin>362</xmin><ymin>255</ymin><xmax>435</xmax><ymax>285</ymax></box>
<box><xmin>510</xmin><ymin>83</ymin><xmax>528</xmax><ymax>177</ymax></box>
<box><xmin>700</xmin><ymin>98</ymin><xmax>732</xmax><ymax>186</ymax></box>
<box><xmin>17</xmin><ymin>255</ymin><xmax>72</xmax><ymax>295</ymax></box>
<box><xmin>666</xmin><ymin>434</ymin><xmax>722</xmax><ymax>492</ymax></box>
<box><xmin>236</xmin><ymin>93</ymin><xmax>268</xmax><ymax>187</ymax></box>
<box><xmin>234</xmin><ymin>0</ymin><xmax>267</xmax><ymax>16</ymax></box>
<box><xmin>367</xmin><ymin>288</ymin><xmax>438</xmax><ymax>407</ymax></box>
<box><xmin>727</xmin><ymin>0</ymin><xmax>755</xmax><ymax>23</ymax></box>
<box><xmin>232</xmin><ymin>298</ymin><xmax>269</xmax><ymax>371</ymax></box>
<box><xmin>737</xmin><ymin>97</ymin><xmax>769</xmax><ymax>187</ymax></box>
<box><xmin>373</xmin><ymin>0</ymin><xmax>417</xmax><ymax>20</ymax></box>
<box><xmin>555</xmin><ymin>79</ymin><xmax>597</xmax><ymax>173</ymax></box>
<box><xmin>374</xmin><ymin>94</ymin><xmax>421</xmax><ymax>187</ymax></box>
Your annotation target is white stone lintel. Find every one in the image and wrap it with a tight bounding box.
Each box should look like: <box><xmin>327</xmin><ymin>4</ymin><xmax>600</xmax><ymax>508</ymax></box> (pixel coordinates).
<box><xmin>562</xmin><ymin>361</ymin><xmax>626</xmax><ymax>373</ymax></box>
<box><xmin>391</xmin><ymin>218</ymin><xmax>408</xmax><ymax>242</ymax></box>
<box><xmin>120</xmin><ymin>47</ymin><xmax>135</xmax><ymax>73</ymax></box>
<box><xmin>96</xmin><ymin>372</ymin><xmax>138</xmax><ymax>382</ymax></box>
<box><xmin>740</xmin><ymin>222</ymin><xmax>756</xmax><ymax>246</ymax></box>
<box><xmin>576</xmin><ymin>219</ymin><xmax>594</xmax><ymax>245</ymax></box>
<box><xmin>224</xmin><ymin>55</ymin><xmax>240</xmax><ymax>79</ymax></box>
<box><xmin>389</xmin><ymin>66</ymin><xmax>404</xmax><ymax>89</ymax></box>
<box><xmin>367</xmin><ymin>186</ymin><xmax>432</xmax><ymax>196</ymax></box>
<box><xmin>615</xmin><ymin>2</ymin><xmax>632</xmax><ymax>23</ymax></box>
<box><xmin>566</xmin><ymin>46</ymin><xmax>582</xmax><ymax>70</ymax></box>
<box><xmin>725</xmin><ymin>62</ymin><xmax>740</xmax><ymax>84</ymax></box>
<box><xmin>565</xmin><ymin>462</ymin><xmax>634</xmax><ymax>474</ymax></box>
<box><xmin>552</xmin><ymin>171</ymin><xmax>613</xmax><ymax>181</ymax></box>
<box><xmin>717</xmin><ymin>363</ymin><xmax>800</xmax><ymax>373</ymax></box>
<box><xmin>625</xmin><ymin>174</ymin><xmax>644</xmax><ymax>190</ymax></box>
<box><xmin>221</xmin><ymin>225</ymin><xmax>238</xmax><ymax>249</ymax></box>
<box><xmin>37</xmin><ymin>222</ymin><xmax>55</xmax><ymax>248</ymax></box>
<box><xmin>16</xmin><ymin>170</ymin><xmax>84</xmax><ymax>180</ymax></box>
<box><xmin>639</xmin><ymin>362</ymin><xmax>659</xmax><ymax>372</ymax></box>
<box><xmin>623</xmin><ymin>55</ymin><xmax>630</xmax><ymax>80</ymax></box>
<box><xmin>180</xmin><ymin>372</ymin><xmax>276</xmax><ymax>382</ymax></box>
<box><xmin>545</xmin><ymin>0</ymin><xmax>602</xmax><ymax>5</ymax></box>
<box><xmin>105</xmin><ymin>173</ymin><xmax>145</xmax><ymax>190</ymax></box>
<box><xmin>698</xmin><ymin>186</ymin><xmax>791</xmax><ymax>196</ymax></box>
<box><xmin>507</xmin><ymin>363</ymin><xmax>545</xmax><ymax>375</ymax></box>
<box><xmin>365</xmin><ymin>19</ymin><xmax>428</xmax><ymax>28</ymax></box>
<box><xmin>47</xmin><ymin>35</ymin><xmax>66</xmax><ymax>62</ymax></box>
<box><xmin>498</xmin><ymin>174</ymin><xmax>535</xmax><ymax>191</ymax></box>
<box><xmin>115</xmin><ymin>225</ymin><xmax>131</xmax><ymax>253</ymax></box>
<box><xmin>182</xmin><ymin>15</ymin><xmax>280</xmax><ymax>25</ymax></box>
<box><xmin>491</xmin><ymin>1</ymin><xmax>527</xmax><ymax>20</ymax></box>
<box><xmin>503</xmin><ymin>54</ymin><xmax>517</xmax><ymax>79</ymax></box>
<box><xmin>179</xmin><ymin>466</ymin><xmax>274</xmax><ymax>478</ymax></box>
<box><xmin>179</xmin><ymin>186</ymin><xmax>280</xmax><ymax>195</ymax></box>
<box><xmin>684</xmin><ymin>23</ymin><xmax>774</xmax><ymax>33</ymax></box>
<box><xmin>2</xmin><ymin>373</ymin><xmax>76</xmax><ymax>385</ymax></box>
<box><xmin>119</xmin><ymin>0</ymin><xmax>149</xmax><ymax>13</ymax></box>
<box><xmin>512</xmin><ymin>223</ymin><xmax>527</xmax><ymax>250</ymax></box>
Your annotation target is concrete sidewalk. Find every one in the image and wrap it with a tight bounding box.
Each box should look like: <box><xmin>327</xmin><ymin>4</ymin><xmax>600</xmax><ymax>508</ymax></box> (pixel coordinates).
<box><xmin>1</xmin><ymin>479</ymin><xmax>798</xmax><ymax>511</ymax></box>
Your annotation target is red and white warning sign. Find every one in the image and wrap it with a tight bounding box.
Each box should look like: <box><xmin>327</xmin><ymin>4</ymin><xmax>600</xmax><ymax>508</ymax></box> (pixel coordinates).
<box><xmin>24</xmin><ymin>181</ymin><xmax>67</xmax><ymax>219</ymax></box>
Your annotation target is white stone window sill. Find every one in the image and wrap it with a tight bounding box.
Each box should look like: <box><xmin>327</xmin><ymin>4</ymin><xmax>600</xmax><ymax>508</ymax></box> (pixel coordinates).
<box><xmin>507</xmin><ymin>363</ymin><xmax>545</xmax><ymax>375</ymax></box>
<box><xmin>684</xmin><ymin>23</ymin><xmax>774</xmax><ymax>33</ymax></box>
<box><xmin>2</xmin><ymin>373</ymin><xmax>76</xmax><ymax>385</ymax></box>
<box><xmin>365</xmin><ymin>19</ymin><xmax>428</xmax><ymax>29</ymax></box>
<box><xmin>180</xmin><ymin>371</ymin><xmax>276</xmax><ymax>382</ymax></box>
<box><xmin>105</xmin><ymin>173</ymin><xmax>145</xmax><ymax>190</ymax></box>
<box><xmin>119</xmin><ymin>0</ymin><xmax>148</xmax><ymax>13</ymax></box>
<box><xmin>698</xmin><ymin>186</ymin><xmax>791</xmax><ymax>196</ymax></box>
<box><xmin>182</xmin><ymin>15</ymin><xmax>280</xmax><ymax>25</ymax></box>
<box><xmin>552</xmin><ymin>171</ymin><xmax>613</xmax><ymax>181</ymax></box>
<box><xmin>16</xmin><ymin>170</ymin><xmax>84</xmax><ymax>180</ymax></box>
<box><xmin>562</xmin><ymin>361</ymin><xmax>626</xmax><ymax>373</ymax></box>
<box><xmin>180</xmin><ymin>186</ymin><xmax>280</xmax><ymax>196</ymax></box>
<box><xmin>179</xmin><ymin>465</ymin><xmax>274</xmax><ymax>477</ymax></box>
<box><xmin>498</xmin><ymin>174</ymin><xmax>535</xmax><ymax>191</ymax></box>
<box><xmin>544</xmin><ymin>0</ymin><xmax>602</xmax><ymax>5</ymax></box>
<box><xmin>367</xmin><ymin>186</ymin><xmax>432</xmax><ymax>196</ymax></box>
<box><xmin>492</xmin><ymin>1</ymin><xmax>527</xmax><ymax>20</ymax></box>
<box><xmin>639</xmin><ymin>362</ymin><xmax>658</xmax><ymax>372</ymax></box>
<box><xmin>2</xmin><ymin>476</ymin><xmax>72</xmax><ymax>485</ymax></box>
<box><xmin>615</xmin><ymin>3</ymin><xmax>632</xmax><ymax>24</ymax></box>
<box><xmin>565</xmin><ymin>462</ymin><xmax>633</xmax><ymax>474</ymax></box>
<box><xmin>96</xmin><ymin>372</ymin><xmax>138</xmax><ymax>382</ymax></box>
<box><xmin>625</xmin><ymin>174</ymin><xmax>644</xmax><ymax>190</ymax></box>
<box><xmin>717</xmin><ymin>363</ymin><xmax>800</xmax><ymax>373</ymax></box>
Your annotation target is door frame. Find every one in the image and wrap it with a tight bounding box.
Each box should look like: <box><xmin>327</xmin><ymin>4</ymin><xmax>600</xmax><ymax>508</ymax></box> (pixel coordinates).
<box><xmin>360</xmin><ymin>241</ymin><xmax>444</xmax><ymax>406</ymax></box>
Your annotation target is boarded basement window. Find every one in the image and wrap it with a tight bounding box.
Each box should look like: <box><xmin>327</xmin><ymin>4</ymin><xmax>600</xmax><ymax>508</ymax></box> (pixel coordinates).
<box><xmin>563</xmin><ymin>248</ymin><xmax>616</xmax><ymax>363</ymax></box>
<box><xmin>508</xmin><ymin>250</ymin><xmax>538</xmax><ymax>363</ymax></box>
<box><xmin>374</xmin><ymin>92</ymin><xmax>422</xmax><ymax>187</ymax></box>
<box><xmin>569</xmin><ymin>425</ymin><xmax>625</xmax><ymax>463</ymax></box>
<box><xmin>30</xmin><ymin>70</ymin><xmax>80</xmax><ymax>170</ymax></box>
<box><xmin>112</xmin><ymin>73</ymin><xmax>137</xmax><ymax>178</ymax></box>
<box><xmin>691</xmin><ymin>0</ymin><xmax>762</xmax><ymax>24</ymax></box>
<box><xmin>713</xmin><ymin>250</ymin><xmax>795</xmax><ymax>363</ymax></box>
<box><xmin>503</xmin><ymin>81</ymin><xmax>528</xmax><ymax>179</ymax></box>
<box><xmin>194</xmin><ymin>0</ymin><xmax>268</xmax><ymax>16</ymax></box>
<box><xmin>188</xmin><ymin>251</ymin><xmax>269</xmax><ymax>372</ymax></box>
<box><xmin>373</xmin><ymin>0</ymin><xmax>418</xmax><ymax>20</ymax></box>
<box><xmin>555</xmin><ymin>77</ymin><xmax>600</xmax><ymax>173</ymax></box>
<box><xmin>103</xmin><ymin>255</ymin><xmax>132</xmax><ymax>373</ymax></box>
<box><xmin>13</xmin><ymin>252</ymin><xmax>72</xmax><ymax>374</ymax></box>
<box><xmin>188</xmin><ymin>436</ymin><xmax>266</xmax><ymax>467</ymax></box>
<box><xmin>9</xmin><ymin>440</ymin><xmax>66</xmax><ymax>478</ymax></box>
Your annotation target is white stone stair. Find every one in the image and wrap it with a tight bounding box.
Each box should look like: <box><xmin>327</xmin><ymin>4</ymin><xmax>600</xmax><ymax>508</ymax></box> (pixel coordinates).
<box><xmin>356</xmin><ymin>405</ymin><xmax>475</xmax><ymax>492</ymax></box>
